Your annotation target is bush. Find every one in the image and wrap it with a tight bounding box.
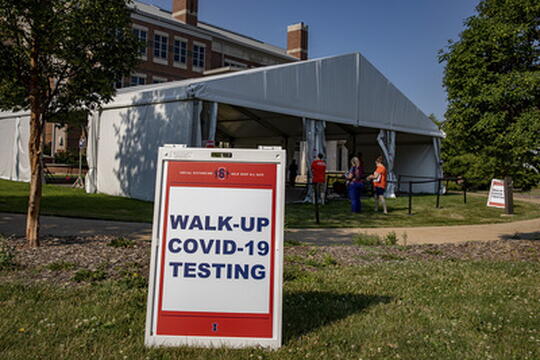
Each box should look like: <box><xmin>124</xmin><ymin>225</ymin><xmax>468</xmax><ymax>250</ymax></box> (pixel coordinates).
<box><xmin>354</xmin><ymin>231</ymin><xmax>399</xmax><ymax>246</ymax></box>
<box><xmin>384</xmin><ymin>231</ymin><xmax>398</xmax><ymax>245</ymax></box>
<box><xmin>53</xmin><ymin>150</ymin><xmax>87</xmax><ymax>167</ymax></box>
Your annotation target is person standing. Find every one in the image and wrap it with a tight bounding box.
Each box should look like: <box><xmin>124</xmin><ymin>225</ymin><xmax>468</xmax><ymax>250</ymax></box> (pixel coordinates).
<box><xmin>288</xmin><ymin>159</ymin><xmax>298</xmax><ymax>187</ymax></box>
<box><xmin>367</xmin><ymin>156</ymin><xmax>388</xmax><ymax>214</ymax></box>
<box><xmin>311</xmin><ymin>153</ymin><xmax>327</xmax><ymax>204</ymax></box>
<box><xmin>346</xmin><ymin>156</ymin><xmax>364</xmax><ymax>213</ymax></box>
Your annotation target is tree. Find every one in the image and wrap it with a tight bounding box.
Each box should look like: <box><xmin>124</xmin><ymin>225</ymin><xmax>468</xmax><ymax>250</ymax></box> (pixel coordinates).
<box><xmin>0</xmin><ymin>0</ymin><xmax>140</xmax><ymax>247</ymax></box>
<box><xmin>439</xmin><ymin>0</ymin><xmax>540</xmax><ymax>190</ymax></box>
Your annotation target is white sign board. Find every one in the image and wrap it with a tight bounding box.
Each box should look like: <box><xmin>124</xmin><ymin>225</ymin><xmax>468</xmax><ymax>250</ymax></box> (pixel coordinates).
<box><xmin>145</xmin><ymin>146</ymin><xmax>285</xmax><ymax>349</ymax></box>
<box><xmin>487</xmin><ymin>179</ymin><xmax>505</xmax><ymax>209</ymax></box>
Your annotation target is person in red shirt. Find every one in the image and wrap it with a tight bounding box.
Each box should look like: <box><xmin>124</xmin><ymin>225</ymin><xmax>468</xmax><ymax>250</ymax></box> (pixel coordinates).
<box><xmin>367</xmin><ymin>156</ymin><xmax>388</xmax><ymax>214</ymax></box>
<box><xmin>311</xmin><ymin>153</ymin><xmax>327</xmax><ymax>204</ymax></box>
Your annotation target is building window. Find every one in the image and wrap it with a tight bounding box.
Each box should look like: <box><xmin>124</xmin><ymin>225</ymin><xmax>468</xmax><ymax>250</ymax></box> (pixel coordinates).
<box><xmin>173</xmin><ymin>38</ymin><xmax>187</xmax><ymax>67</ymax></box>
<box><xmin>193</xmin><ymin>43</ymin><xmax>205</xmax><ymax>70</ymax></box>
<box><xmin>153</xmin><ymin>32</ymin><xmax>168</xmax><ymax>63</ymax></box>
<box><xmin>132</xmin><ymin>26</ymin><xmax>148</xmax><ymax>59</ymax></box>
<box><xmin>114</xmin><ymin>76</ymin><xmax>123</xmax><ymax>89</ymax></box>
<box><xmin>152</xmin><ymin>76</ymin><xmax>167</xmax><ymax>84</ymax></box>
<box><xmin>130</xmin><ymin>74</ymin><xmax>146</xmax><ymax>86</ymax></box>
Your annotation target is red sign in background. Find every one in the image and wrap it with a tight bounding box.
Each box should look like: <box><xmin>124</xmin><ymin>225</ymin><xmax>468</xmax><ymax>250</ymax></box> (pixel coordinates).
<box><xmin>156</xmin><ymin>161</ymin><xmax>277</xmax><ymax>338</ymax></box>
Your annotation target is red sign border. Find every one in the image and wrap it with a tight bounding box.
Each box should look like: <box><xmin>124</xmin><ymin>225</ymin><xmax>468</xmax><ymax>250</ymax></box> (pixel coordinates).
<box><xmin>155</xmin><ymin>161</ymin><xmax>277</xmax><ymax>338</ymax></box>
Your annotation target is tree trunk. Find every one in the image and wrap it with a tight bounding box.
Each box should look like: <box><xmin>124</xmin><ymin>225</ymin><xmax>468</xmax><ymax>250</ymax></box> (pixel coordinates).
<box><xmin>26</xmin><ymin>40</ymin><xmax>42</xmax><ymax>248</ymax></box>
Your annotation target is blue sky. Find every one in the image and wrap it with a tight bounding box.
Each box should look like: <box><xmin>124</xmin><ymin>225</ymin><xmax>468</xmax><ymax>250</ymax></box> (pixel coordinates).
<box><xmin>144</xmin><ymin>0</ymin><xmax>478</xmax><ymax>120</ymax></box>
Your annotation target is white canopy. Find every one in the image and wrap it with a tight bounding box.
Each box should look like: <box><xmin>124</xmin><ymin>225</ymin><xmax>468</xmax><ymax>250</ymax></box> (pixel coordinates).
<box><xmin>108</xmin><ymin>53</ymin><xmax>441</xmax><ymax>138</ymax></box>
<box><xmin>0</xmin><ymin>53</ymin><xmax>443</xmax><ymax>200</ymax></box>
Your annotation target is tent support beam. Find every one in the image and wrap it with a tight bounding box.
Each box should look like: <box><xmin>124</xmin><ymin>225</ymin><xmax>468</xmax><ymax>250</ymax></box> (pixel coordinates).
<box><xmin>231</xmin><ymin>105</ymin><xmax>289</xmax><ymax>138</ymax></box>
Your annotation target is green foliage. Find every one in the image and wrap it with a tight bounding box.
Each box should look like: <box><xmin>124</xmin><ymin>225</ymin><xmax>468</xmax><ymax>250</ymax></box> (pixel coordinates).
<box><xmin>384</xmin><ymin>231</ymin><xmax>398</xmax><ymax>245</ymax></box>
<box><xmin>118</xmin><ymin>264</ymin><xmax>147</xmax><ymax>289</ymax></box>
<box><xmin>53</xmin><ymin>150</ymin><xmax>87</xmax><ymax>167</ymax></box>
<box><xmin>0</xmin><ymin>0</ymin><xmax>140</xmax><ymax>117</ymax></box>
<box><xmin>284</xmin><ymin>239</ymin><xmax>302</xmax><ymax>246</ymax></box>
<box><xmin>2</xmin><ymin>179</ymin><xmax>540</xmax><ymax>228</ymax></box>
<box><xmin>0</xmin><ymin>236</ymin><xmax>16</xmax><ymax>270</ymax></box>
<box><xmin>45</xmin><ymin>261</ymin><xmax>77</xmax><ymax>272</ymax></box>
<box><xmin>322</xmin><ymin>254</ymin><xmax>338</xmax><ymax>266</ymax></box>
<box><xmin>354</xmin><ymin>231</ymin><xmax>399</xmax><ymax>246</ymax></box>
<box><xmin>1</xmin><ymin>261</ymin><xmax>539</xmax><ymax>359</ymax></box>
<box><xmin>439</xmin><ymin>0</ymin><xmax>540</xmax><ymax>190</ymax></box>
<box><xmin>283</xmin><ymin>264</ymin><xmax>305</xmax><ymax>282</ymax></box>
<box><xmin>73</xmin><ymin>268</ymin><xmax>107</xmax><ymax>283</ymax></box>
<box><xmin>354</xmin><ymin>233</ymin><xmax>384</xmax><ymax>246</ymax></box>
<box><xmin>108</xmin><ymin>237</ymin><xmax>135</xmax><ymax>248</ymax></box>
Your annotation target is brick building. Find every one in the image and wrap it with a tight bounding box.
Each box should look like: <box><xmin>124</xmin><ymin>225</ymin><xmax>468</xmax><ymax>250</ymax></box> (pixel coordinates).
<box><xmin>46</xmin><ymin>0</ymin><xmax>308</xmax><ymax>156</ymax></box>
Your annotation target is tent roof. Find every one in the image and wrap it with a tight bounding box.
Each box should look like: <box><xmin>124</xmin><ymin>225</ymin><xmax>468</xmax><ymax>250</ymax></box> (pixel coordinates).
<box><xmin>111</xmin><ymin>53</ymin><xmax>442</xmax><ymax>138</ymax></box>
<box><xmin>0</xmin><ymin>53</ymin><xmax>442</xmax><ymax>138</ymax></box>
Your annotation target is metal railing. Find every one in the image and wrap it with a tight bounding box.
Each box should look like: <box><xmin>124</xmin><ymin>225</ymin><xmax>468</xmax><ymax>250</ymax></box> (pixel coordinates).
<box><xmin>395</xmin><ymin>175</ymin><xmax>468</xmax><ymax>215</ymax></box>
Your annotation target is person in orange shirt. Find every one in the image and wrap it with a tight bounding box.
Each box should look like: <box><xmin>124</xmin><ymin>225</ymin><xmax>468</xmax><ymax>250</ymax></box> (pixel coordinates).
<box><xmin>311</xmin><ymin>153</ymin><xmax>327</xmax><ymax>204</ymax></box>
<box><xmin>367</xmin><ymin>156</ymin><xmax>388</xmax><ymax>214</ymax></box>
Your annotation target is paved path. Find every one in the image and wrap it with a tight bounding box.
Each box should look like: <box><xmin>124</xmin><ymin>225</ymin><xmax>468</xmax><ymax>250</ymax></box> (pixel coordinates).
<box><xmin>0</xmin><ymin>213</ymin><xmax>152</xmax><ymax>241</ymax></box>
<box><xmin>2</xmin><ymin>209</ymin><xmax>539</xmax><ymax>245</ymax></box>
<box><xmin>285</xmin><ymin>218</ymin><xmax>540</xmax><ymax>245</ymax></box>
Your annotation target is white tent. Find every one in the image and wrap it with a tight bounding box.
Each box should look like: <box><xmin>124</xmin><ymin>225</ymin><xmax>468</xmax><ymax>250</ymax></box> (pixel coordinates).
<box><xmin>0</xmin><ymin>53</ymin><xmax>443</xmax><ymax>200</ymax></box>
<box><xmin>0</xmin><ymin>113</ymin><xmax>30</xmax><ymax>182</ymax></box>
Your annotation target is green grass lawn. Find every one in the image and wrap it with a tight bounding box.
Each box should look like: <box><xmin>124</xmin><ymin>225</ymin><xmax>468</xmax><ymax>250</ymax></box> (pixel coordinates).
<box><xmin>0</xmin><ymin>179</ymin><xmax>153</xmax><ymax>223</ymax></box>
<box><xmin>1</xmin><ymin>179</ymin><xmax>539</xmax><ymax>227</ymax></box>
<box><xmin>1</xmin><ymin>260</ymin><xmax>538</xmax><ymax>360</ymax></box>
<box><xmin>287</xmin><ymin>193</ymin><xmax>540</xmax><ymax>228</ymax></box>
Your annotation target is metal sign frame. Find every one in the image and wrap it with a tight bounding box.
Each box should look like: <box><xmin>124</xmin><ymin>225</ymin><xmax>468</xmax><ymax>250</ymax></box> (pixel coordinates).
<box><xmin>145</xmin><ymin>146</ymin><xmax>285</xmax><ymax>349</ymax></box>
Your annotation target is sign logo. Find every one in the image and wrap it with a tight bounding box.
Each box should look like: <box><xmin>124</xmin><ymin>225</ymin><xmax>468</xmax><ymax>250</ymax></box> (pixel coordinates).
<box><xmin>215</xmin><ymin>167</ymin><xmax>229</xmax><ymax>180</ymax></box>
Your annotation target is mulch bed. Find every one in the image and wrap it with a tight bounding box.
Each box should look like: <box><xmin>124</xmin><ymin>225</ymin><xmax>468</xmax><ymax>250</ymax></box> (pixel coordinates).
<box><xmin>1</xmin><ymin>235</ymin><xmax>539</xmax><ymax>286</ymax></box>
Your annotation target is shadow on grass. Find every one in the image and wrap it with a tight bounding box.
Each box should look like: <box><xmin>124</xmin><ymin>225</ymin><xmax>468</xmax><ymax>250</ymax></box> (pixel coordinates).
<box><xmin>0</xmin><ymin>193</ymin><xmax>153</xmax><ymax>223</ymax></box>
<box><xmin>282</xmin><ymin>290</ymin><xmax>390</xmax><ymax>343</ymax></box>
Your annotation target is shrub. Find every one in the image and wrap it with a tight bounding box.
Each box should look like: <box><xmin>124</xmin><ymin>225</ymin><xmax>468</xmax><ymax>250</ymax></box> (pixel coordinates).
<box><xmin>354</xmin><ymin>231</ymin><xmax>399</xmax><ymax>246</ymax></box>
<box><xmin>384</xmin><ymin>231</ymin><xmax>398</xmax><ymax>245</ymax></box>
<box><xmin>354</xmin><ymin>233</ymin><xmax>384</xmax><ymax>246</ymax></box>
<box><xmin>53</xmin><ymin>150</ymin><xmax>87</xmax><ymax>167</ymax></box>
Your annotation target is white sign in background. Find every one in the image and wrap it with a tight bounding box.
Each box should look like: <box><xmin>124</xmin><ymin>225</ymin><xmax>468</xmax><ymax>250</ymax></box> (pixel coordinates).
<box><xmin>487</xmin><ymin>179</ymin><xmax>505</xmax><ymax>208</ymax></box>
<box><xmin>162</xmin><ymin>186</ymin><xmax>272</xmax><ymax>314</ymax></box>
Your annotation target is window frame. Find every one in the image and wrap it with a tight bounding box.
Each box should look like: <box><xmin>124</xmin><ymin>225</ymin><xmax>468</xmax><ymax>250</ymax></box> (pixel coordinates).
<box><xmin>173</xmin><ymin>36</ymin><xmax>188</xmax><ymax>69</ymax></box>
<box><xmin>130</xmin><ymin>73</ymin><xmax>147</xmax><ymax>87</ymax></box>
<box><xmin>153</xmin><ymin>30</ymin><xmax>169</xmax><ymax>65</ymax></box>
<box><xmin>192</xmin><ymin>42</ymin><xmax>206</xmax><ymax>72</ymax></box>
<box><xmin>132</xmin><ymin>24</ymin><xmax>148</xmax><ymax>60</ymax></box>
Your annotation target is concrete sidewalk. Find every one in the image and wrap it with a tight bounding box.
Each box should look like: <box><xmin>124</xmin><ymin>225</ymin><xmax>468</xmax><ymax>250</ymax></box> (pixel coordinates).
<box><xmin>285</xmin><ymin>218</ymin><xmax>540</xmax><ymax>245</ymax></box>
<box><xmin>0</xmin><ymin>213</ymin><xmax>152</xmax><ymax>241</ymax></box>
<box><xmin>2</xmin><ymin>212</ymin><xmax>539</xmax><ymax>246</ymax></box>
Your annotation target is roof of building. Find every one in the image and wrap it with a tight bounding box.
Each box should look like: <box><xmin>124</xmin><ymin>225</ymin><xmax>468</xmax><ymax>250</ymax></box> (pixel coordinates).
<box><xmin>131</xmin><ymin>1</ymin><xmax>296</xmax><ymax>61</ymax></box>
